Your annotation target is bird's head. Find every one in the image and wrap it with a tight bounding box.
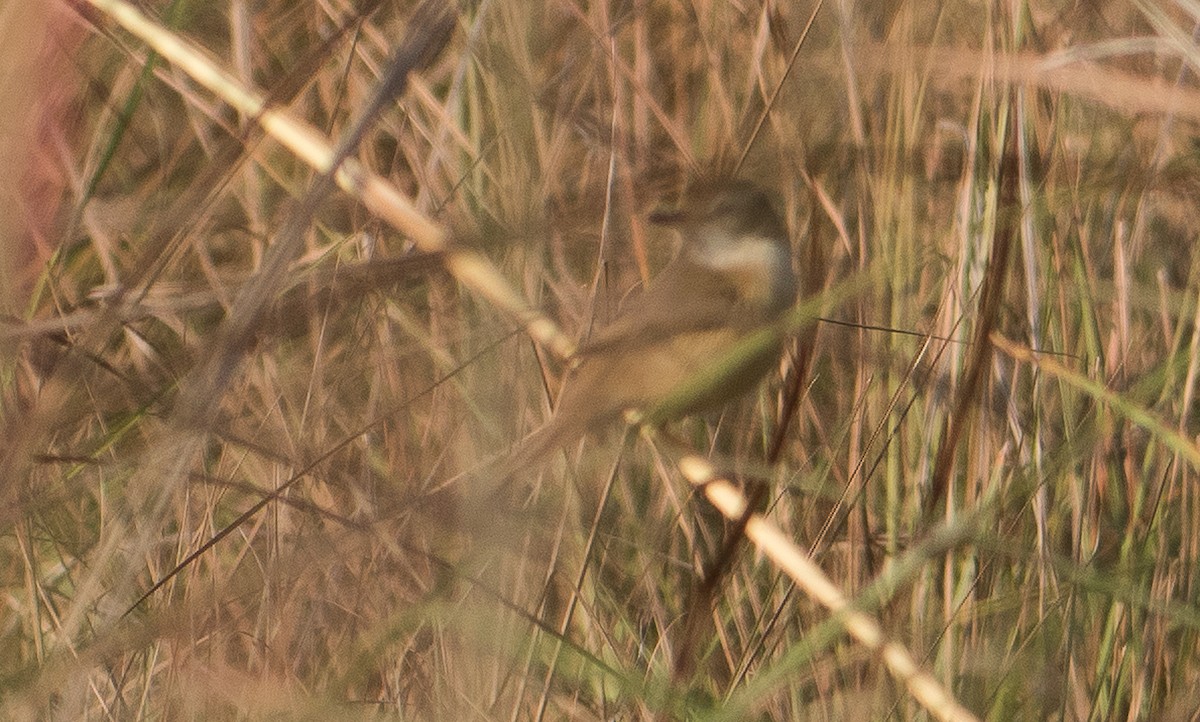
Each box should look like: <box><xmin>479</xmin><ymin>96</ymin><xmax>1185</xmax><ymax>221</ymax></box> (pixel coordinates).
<box><xmin>650</xmin><ymin>180</ymin><xmax>797</xmax><ymax>316</ymax></box>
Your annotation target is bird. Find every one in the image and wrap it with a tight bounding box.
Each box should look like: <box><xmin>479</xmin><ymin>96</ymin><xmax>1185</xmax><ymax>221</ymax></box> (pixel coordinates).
<box><xmin>487</xmin><ymin>179</ymin><xmax>798</xmax><ymax>482</ymax></box>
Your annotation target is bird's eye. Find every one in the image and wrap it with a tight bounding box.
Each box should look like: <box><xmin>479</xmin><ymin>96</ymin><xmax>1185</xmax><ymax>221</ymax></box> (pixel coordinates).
<box><xmin>713</xmin><ymin>200</ymin><xmax>738</xmax><ymax>217</ymax></box>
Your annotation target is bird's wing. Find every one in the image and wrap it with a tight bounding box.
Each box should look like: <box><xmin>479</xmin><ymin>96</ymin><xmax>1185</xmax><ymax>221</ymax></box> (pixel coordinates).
<box><xmin>574</xmin><ymin>261</ymin><xmax>743</xmax><ymax>356</ymax></box>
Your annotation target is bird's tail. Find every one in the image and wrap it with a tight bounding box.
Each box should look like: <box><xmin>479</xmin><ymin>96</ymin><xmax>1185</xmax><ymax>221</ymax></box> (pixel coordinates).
<box><xmin>416</xmin><ymin>414</ymin><xmax>580</xmax><ymax>518</ymax></box>
<box><xmin>479</xmin><ymin>416</ymin><xmax>578</xmax><ymax>492</ymax></box>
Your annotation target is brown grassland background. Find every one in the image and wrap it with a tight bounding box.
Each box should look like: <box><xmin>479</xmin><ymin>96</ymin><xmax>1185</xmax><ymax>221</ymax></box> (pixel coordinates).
<box><xmin>4</xmin><ymin>0</ymin><xmax>1200</xmax><ymax>719</ymax></box>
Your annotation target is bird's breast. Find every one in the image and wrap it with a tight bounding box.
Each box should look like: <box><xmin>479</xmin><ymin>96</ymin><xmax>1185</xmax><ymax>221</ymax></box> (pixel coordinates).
<box><xmin>689</xmin><ymin>234</ymin><xmax>796</xmax><ymax>316</ymax></box>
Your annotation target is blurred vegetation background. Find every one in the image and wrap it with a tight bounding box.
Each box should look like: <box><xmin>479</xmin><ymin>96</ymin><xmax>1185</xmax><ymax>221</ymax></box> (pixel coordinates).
<box><xmin>4</xmin><ymin>0</ymin><xmax>1200</xmax><ymax>719</ymax></box>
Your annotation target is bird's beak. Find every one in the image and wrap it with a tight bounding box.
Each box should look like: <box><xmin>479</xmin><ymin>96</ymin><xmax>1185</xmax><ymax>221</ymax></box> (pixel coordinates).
<box><xmin>648</xmin><ymin>208</ymin><xmax>688</xmax><ymax>226</ymax></box>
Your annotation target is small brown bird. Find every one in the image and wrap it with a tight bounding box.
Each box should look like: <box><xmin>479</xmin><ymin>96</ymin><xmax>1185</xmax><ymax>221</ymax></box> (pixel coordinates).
<box><xmin>493</xmin><ymin>179</ymin><xmax>798</xmax><ymax>477</ymax></box>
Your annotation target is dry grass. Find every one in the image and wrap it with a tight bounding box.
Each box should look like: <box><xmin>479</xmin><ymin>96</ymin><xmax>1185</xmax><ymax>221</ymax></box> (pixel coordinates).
<box><xmin>4</xmin><ymin>0</ymin><xmax>1200</xmax><ymax>719</ymax></box>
